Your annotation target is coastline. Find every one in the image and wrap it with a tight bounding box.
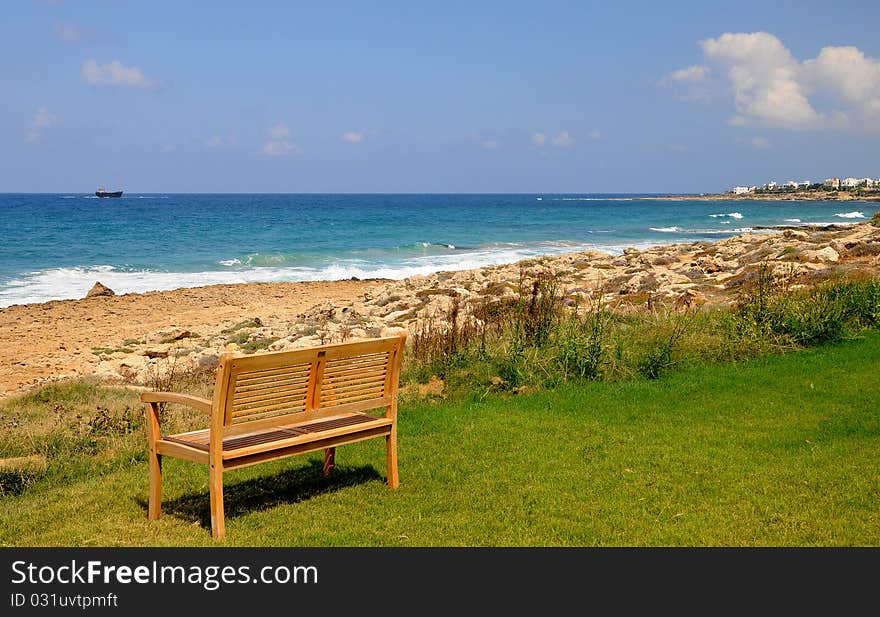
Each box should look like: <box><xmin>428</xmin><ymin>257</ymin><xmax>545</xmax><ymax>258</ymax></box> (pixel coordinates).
<box><xmin>647</xmin><ymin>190</ymin><xmax>880</xmax><ymax>202</ymax></box>
<box><xmin>1</xmin><ymin>219</ymin><xmax>878</xmax><ymax>399</ymax></box>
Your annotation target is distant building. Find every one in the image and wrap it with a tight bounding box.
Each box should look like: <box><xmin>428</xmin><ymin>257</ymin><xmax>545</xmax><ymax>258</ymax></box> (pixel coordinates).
<box><xmin>783</xmin><ymin>180</ymin><xmax>798</xmax><ymax>188</ymax></box>
<box><xmin>798</xmin><ymin>181</ymin><xmax>811</xmax><ymax>188</ymax></box>
<box><xmin>865</xmin><ymin>178</ymin><xmax>877</xmax><ymax>188</ymax></box>
<box><xmin>732</xmin><ymin>186</ymin><xmax>753</xmax><ymax>195</ymax></box>
<box><xmin>842</xmin><ymin>177</ymin><xmax>860</xmax><ymax>188</ymax></box>
<box><xmin>824</xmin><ymin>178</ymin><xmax>841</xmax><ymax>189</ymax></box>
<box><xmin>765</xmin><ymin>181</ymin><xmax>778</xmax><ymax>190</ymax></box>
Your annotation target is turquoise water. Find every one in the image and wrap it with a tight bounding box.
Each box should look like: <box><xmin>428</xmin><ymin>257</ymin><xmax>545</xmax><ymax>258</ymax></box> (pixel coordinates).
<box><xmin>0</xmin><ymin>193</ymin><xmax>870</xmax><ymax>306</ymax></box>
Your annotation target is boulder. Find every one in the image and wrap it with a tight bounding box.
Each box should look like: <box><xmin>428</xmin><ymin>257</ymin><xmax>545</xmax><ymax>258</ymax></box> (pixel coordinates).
<box><xmin>802</xmin><ymin>247</ymin><xmax>840</xmax><ymax>263</ymax></box>
<box><xmin>86</xmin><ymin>281</ymin><xmax>115</xmax><ymax>298</ymax></box>
<box><xmin>673</xmin><ymin>289</ymin><xmax>707</xmax><ymax>312</ymax></box>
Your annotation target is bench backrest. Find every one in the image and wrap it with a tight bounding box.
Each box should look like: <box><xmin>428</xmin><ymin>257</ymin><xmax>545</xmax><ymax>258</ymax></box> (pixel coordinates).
<box><xmin>212</xmin><ymin>333</ymin><xmax>407</xmax><ymax>437</ymax></box>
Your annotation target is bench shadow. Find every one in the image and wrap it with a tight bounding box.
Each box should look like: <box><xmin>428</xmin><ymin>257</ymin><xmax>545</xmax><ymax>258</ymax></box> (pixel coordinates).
<box><xmin>135</xmin><ymin>459</ymin><xmax>382</xmax><ymax>530</ymax></box>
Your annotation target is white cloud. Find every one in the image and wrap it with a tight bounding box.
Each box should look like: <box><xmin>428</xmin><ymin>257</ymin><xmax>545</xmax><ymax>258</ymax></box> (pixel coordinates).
<box><xmin>552</xmin><ymin>131</ymin><xmax>574</xmax><ymax>147</ymax></box>
<box><xmin>700</xmin><ymin>32</ymin><xmax>822</xmax><ymax>130</ymax></box>
<box><xmin>680</xmin><ymin>31</ymin><xmax>880</xmax><ymax>131</ymax></box>
<box><xmin>342</xmin><ymin>131</ymin><xmax>364</xmax><ymax>143</ymax></box>
<box><xmin>670</xmin><ymin>65</ymin><xmax>710</xmax><ymax>82</ymax></box>
<box><xmin>81</xmin><ymin>58</ymin><xmax>156</xmax><ymax>88</ymax></box>
<box><xmin>802</xmin><ymin>45</ymin><xmax>880</xmax><ymax>123</ymax></box>
<box><xmin>205</xmin><ymin>136</ymin><xmax>235</xmax><ymax>148</ymax></box>
<box><xmin>27</xmin><ymin>106</ymin><xmax>56</xmax><ymax>142</ymax></box>
<box><xmin>263</xmin><ymin>123</ymin><xmax>296</xmax><ymax>156</ymax></box>
<box><xmin>532</xmin><ymin>132</ymin><xmax>546</xmax><ymax>147</ymax></box>
<box><xmin>481</xmin><ymin>140</ymin><xmax>500</xmax><ymax>150</ymax></box>
<box><xmin>267</xmin><ymin>123</ymin><xmax>291</xmax><ymax>140</ymax></box>
<box><xmin>263</xmin><ymin>141</ymin><xmax>294</xmax><ymax>156</ymax></box>
<box><xmin>588</xmin><ymin>130</ymin><xmax>603</xmax><ymax>140</ymax></box>
<box><xmin>54</xmin><ymin>22</ymin><xmax>89</xmax><ymax>43</ymax></box>
<box><xmin>751</xmin><ymin>136</ymin><xmax>770</xmax><ymax>149</ymax></box>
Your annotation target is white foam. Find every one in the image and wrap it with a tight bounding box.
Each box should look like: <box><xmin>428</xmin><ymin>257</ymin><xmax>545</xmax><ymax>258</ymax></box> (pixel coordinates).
<box><xmin>834</xmin><ymin>211</ymin><xmax>865</xmax><ymax>219</ymax></box>
<box><xmin>0</xmin><ymin>236</ymin><xmax>678</xmax><ymax>307</ymax></box>
<box><xmin>650</xmin><ymin>226</ymin><xmax>679</xmax><ymax>233</ymax></box>
<box><xmin>785</xmin><ymin>218</ymin><xmax>802</xmax><ymax>223</ymax></box>
<box><xmin>709</xmin><ymin>212</ymin><xmax>743</xmax><ymax>219</ymax></box>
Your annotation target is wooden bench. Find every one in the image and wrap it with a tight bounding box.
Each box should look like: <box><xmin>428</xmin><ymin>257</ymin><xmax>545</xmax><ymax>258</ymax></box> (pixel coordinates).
<box><xmin>141</xmin><ymin>333</ymin><xmax>407</xmax><ymax>540</ymax></box>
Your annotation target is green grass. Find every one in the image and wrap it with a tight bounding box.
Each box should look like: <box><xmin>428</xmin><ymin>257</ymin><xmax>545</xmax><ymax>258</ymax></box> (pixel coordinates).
<box><xmin>1</xmin><ymin>332</ymin><xmax>878</xmax><ymax>546</ymax></box>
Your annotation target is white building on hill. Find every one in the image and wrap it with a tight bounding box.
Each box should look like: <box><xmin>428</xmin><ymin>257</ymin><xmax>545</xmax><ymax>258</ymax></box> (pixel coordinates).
<box><xmin>824</xmin><ymin>178</ymin><xmax>841</xmax><ymax>189</ymax></box>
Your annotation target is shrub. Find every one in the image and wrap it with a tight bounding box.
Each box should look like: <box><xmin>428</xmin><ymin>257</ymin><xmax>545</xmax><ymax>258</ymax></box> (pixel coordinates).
<box><xmin>555</xmin><ymin>301</ymin><xmax>608</xmax><ymax>380</ymax></box>
<box><xmin>637</xmin><ymin>316</ymin><xmax>689</xmax><ymax>380</ymax></box>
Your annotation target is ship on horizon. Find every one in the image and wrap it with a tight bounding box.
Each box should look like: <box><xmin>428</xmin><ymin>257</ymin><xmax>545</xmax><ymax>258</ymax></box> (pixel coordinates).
<box><xmin>95</xmin><ymin>187</ymin><xmax>123</xmax><ymax>198</ymax></box>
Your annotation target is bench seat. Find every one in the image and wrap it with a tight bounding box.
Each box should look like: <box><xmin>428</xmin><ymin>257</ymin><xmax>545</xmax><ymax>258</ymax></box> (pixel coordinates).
<box><xmin>160</xmin><ymin>411</ymin><xmax>393</xmax><ymax>459</ymax></box>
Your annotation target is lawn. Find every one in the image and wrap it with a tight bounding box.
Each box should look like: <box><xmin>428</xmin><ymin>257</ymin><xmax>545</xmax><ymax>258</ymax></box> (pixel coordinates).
<box><xmin>1</xmin><ymin>332</ymin><xmax>878</xmax><ymax>546</ymax></box>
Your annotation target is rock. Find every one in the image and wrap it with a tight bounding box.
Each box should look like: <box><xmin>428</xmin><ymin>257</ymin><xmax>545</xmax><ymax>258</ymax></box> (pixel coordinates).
<box><xmin>145</xmin><ymin>329</ymin><xmax>196</xmax><ymax>343</ymax></box>
<box><xmin>379</xmin><ymin>326</ymin><xmax>408</xmax><ymax>338</ymax></box>
<box><xmin>86</xmin><ymin>281</ymin><xmax>115</xmax><ymax>298</ymax></box>
<box><xmin>802</xmin><ymin>247</ymin><xmax>840</xmax><ymax>263</ymax></box>
<box><xmin>142</xmin><ymin>349</ymin><xmax>169</xmax><ymax>359</ymax></box>
<box><xmin>195</xmin><ymin>352</ymin><xmax>220</xmax><ymax>369</ymax></box>
<box><xmin>783</xmin><ymin>230</ymin><xmax>809</xmax><ymax>240</ymax></box>
<box><xmin>673</xmin><ymin>289</ymin><xmax>707</xmax><ymax>311</ymax></box>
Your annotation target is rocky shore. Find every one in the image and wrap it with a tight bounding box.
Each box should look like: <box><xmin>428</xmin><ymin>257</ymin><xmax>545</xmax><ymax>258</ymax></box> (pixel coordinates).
<box><xmin>653</xmin><ymin>190</ymin><xmax>880</xmax><ymax>202</ymax></box>
<box><xmin>1</xmin><ymin>220</ymin><xmax>878</xmax><ymax>399</ymax></box>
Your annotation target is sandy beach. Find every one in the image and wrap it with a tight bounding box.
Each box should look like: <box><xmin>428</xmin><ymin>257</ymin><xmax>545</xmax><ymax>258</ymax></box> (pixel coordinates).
<box><xmin>1</xmin><ymin>219</ymin><xmax>878</xmax><ymax>400</ymax></box>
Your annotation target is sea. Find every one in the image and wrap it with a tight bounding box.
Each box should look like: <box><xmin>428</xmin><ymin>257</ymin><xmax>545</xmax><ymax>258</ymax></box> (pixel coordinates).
<box><xmin>0</xmin><ymin>193</ymin><xmax>871</xmax><ymax>307</ymax></box>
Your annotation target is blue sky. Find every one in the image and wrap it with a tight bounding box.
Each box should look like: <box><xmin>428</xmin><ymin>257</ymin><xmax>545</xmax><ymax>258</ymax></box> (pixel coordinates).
<box><xmin>3</xmin><ymin>0</ymin><xmax>880</xmax><ymax>193</ymax></box>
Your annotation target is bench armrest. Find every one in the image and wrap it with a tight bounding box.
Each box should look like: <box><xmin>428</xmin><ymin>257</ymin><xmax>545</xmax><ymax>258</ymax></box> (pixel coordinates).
<box><xmin>140</xmin><ymin>392</ymin><xmax>212</xmax><ymax>414</ymax></box>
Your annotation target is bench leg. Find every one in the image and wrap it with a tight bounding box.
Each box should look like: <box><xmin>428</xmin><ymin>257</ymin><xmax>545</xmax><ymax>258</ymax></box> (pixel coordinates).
<box><xmin>148</xmin><ymin>450</ymin><xmax>162</xmax><ymax>520</ymax></box>
<box><xmin>209</xmin><ymin>462</ymin><xmax>226</xmax><ymax>540</ymax></box>
<box><xmin>386</xmin><ymin>427</ymin><xmax>399</xmax><ymax>489</ymax></box>
<box><xmin>322</xmin><ymin>448</ymin><xmax>336</xmax><ymax>477</ymax></box>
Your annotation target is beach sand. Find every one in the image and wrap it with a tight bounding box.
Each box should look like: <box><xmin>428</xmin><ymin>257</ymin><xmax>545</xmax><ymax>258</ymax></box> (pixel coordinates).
<box><xmin>1</xmin><ymin>220</ymin><xmax>878</xmax><ymax>400</ymax></box>
<box><xmin>0</xmin><ymin>280</ymin><xmax>375</xmax><ymax>398</ymax></box>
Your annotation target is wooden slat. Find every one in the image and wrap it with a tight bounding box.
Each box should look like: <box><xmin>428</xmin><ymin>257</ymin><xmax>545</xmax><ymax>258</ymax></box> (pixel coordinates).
<box><xmin>231</xmin><ymin>407</ymin><xmax>307</xmax><ymax>424</ymax></box>
<box><xmin>231</xmin><ymin>387</ymin><xmax>309</xmax><ymax>410</ymax></box>
<box><xmin>223</xmin><ymin>417</ymin><xmax>393</xmax><ymax>459</ymax></box>
<box><xmin>233</xmin><ymin>368</ymin><xmax>311</xmax><ymax>387</ymax></box>
<box><xmin>321</xmin><ymin>381</ymin><xmax>385</xmax><ymax>403</ymax></box>
<box><xmin>221</xmin><ymin>406</ymin><xmax>350</xmax><ymax>437</ymax></box>
<box><xmin>323</xmin><ymin>360</ymin><xmax>389</xmax><ymax>375</ymax></box>
<box><xmin>223</xmin><ymin>426</ymin><xmax>392</xmax><ymax>470</ymax></box>
<box><xmin>323</xmin><ymin>368</ymin><xmax>387</xmax><ymax>385</ymax></box>
<box><xmin>229</xmin><ymin>406</ymin><xmax>307</xmax><ymax>424</ymax></box>
<box><xmin>323</xmin><ymin>365</ymin><xmax>388</xmax><ymax>380</ymax></box>
<box><xmin>313</xmin><ymin>395</ymin><xmax>392</xmax><ymax>415</ymax></box>
<box><xmin>156</xmin><ymin>439</ymin><xmax>210</xmax><ymax>464</ymax></box>
<box><xmin>233</xmin><ymin>374</ymin><xmax>310</xmax><ymax>394</ymax></box>
<box><xmin>327</xmin><ymin>353</ymin><xmax>388</xmax><ymax>372</ymax></box>
<box><xmin>231</xmin><ymin>404</ymin><xmax>307</xmax><ymax>420</ymax></box>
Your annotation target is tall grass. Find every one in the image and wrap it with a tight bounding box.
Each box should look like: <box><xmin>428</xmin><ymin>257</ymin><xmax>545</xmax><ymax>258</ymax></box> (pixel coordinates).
<box><xmin>403</xmin><ymin>268</ymin><xmax>880</xmax><ymax>397</ymax></box>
